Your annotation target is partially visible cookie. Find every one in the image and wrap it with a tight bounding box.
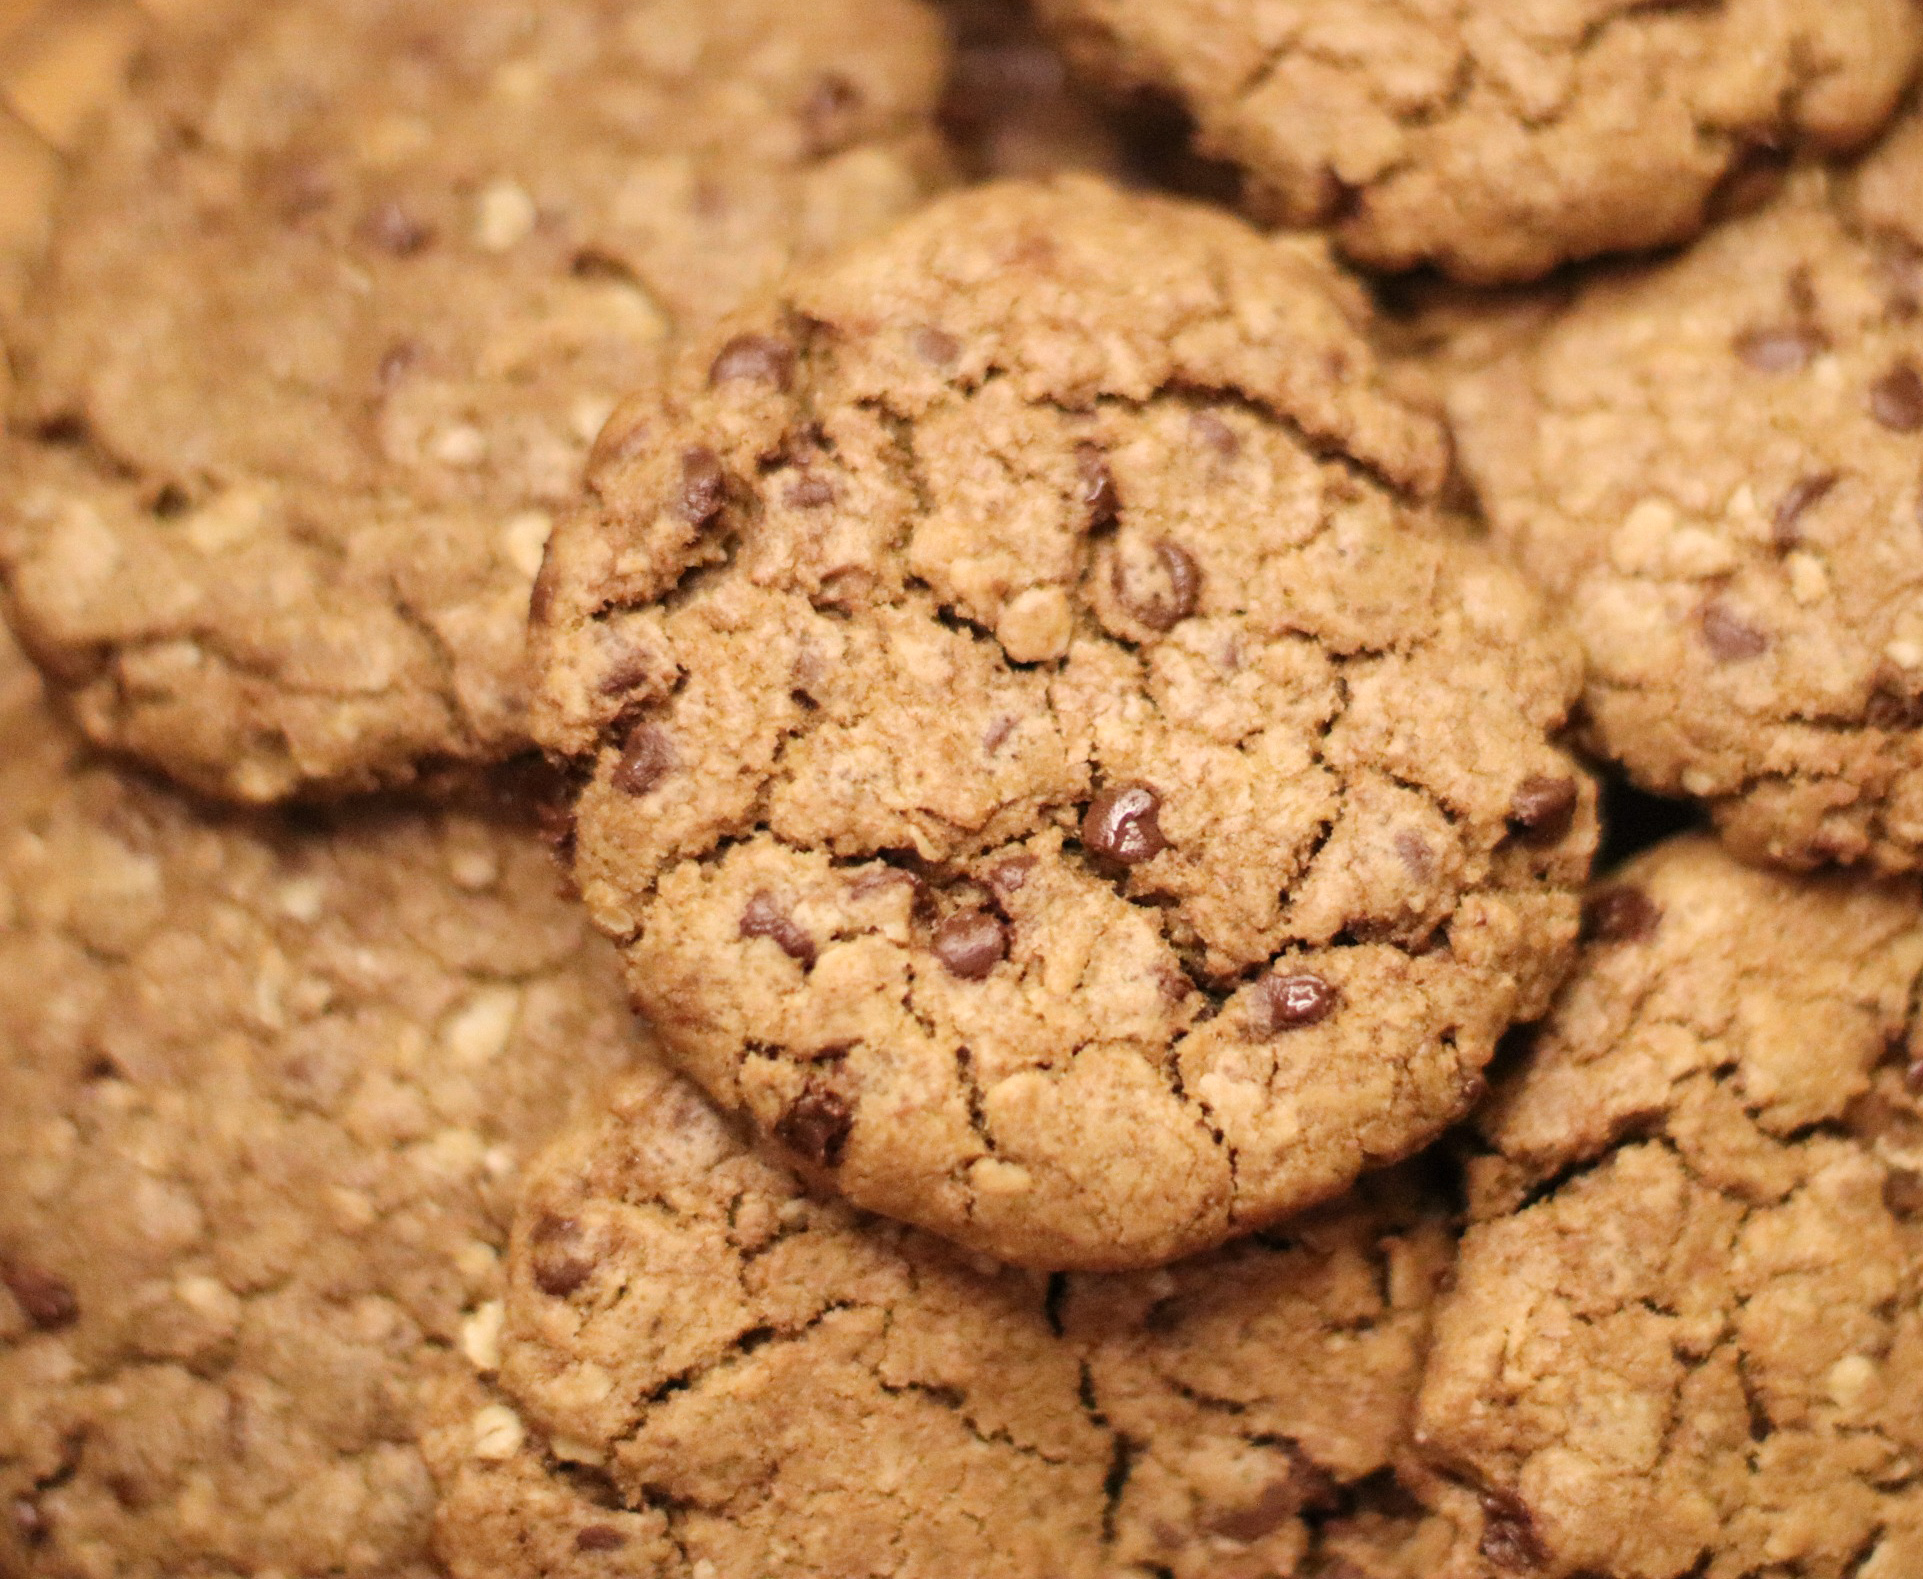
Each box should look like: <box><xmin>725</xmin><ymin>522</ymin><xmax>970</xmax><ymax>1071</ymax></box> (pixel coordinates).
<box><xmin>1453</xmin><ymin>128</ymin><xmax>1923</xmax><ymax>872</ymax></box>
<box><xmin>424</xmin><ymin>1059</ymin><xmax>1454</xmax><ymax>1579</ymax></box>
<box><xmin>1416</xmin><ymin>836</ymin><xmax>1923</xmax><ymax>1578</ymax></box>
<box><xmin>530</xmin><ymin>176</ymin><xmax>1595</xmax><ymax>1270</ymax></box>
<box><xmin>0</xmin><ymin>629</ymin><xmax>644</xmax><ymax>1577</ymax></box>
<box><xmin>1033</xmin><ymin>0</ymin><xmax>1922</xmax><ymax>283</ymax></box>
<box><xmin>1</xmin><ymin>0</ymin><xmax>950</xmax><ymax>803</ymax></box>
<box><xmin>937</xmin><ymin>0</ymin><xmax>1124</xmax><ymax>181</ymax></box>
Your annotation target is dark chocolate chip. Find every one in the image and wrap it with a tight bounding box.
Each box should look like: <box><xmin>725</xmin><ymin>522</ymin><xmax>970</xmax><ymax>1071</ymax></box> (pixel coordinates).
<box><xmin>1885</xmin><ymin>1170</ymin><xmax>1923</xmax><ymax>1218</ymax></box>
<box><xmin>596</xmin><ymin>649</ymin><xmax>653</xmax><ymax>697</ymax></box>
<box><xmin>775</xmin><ymin>1084</ymin><xmax>853</xmax><ymax>1167</ymax></box>
<box><xmin>1249</xmin><ymin>972</ymin><xmax>1338</xmax><ymax>1036</ymax></box>
<box><xmin>913</xmin><ymin>326</ymin><xmax>960</xmax><ymax>367</ymax></box>
<box><xmin>1868</xmin><ymin>682</ymin><xmax>1923</xmax><ymax>731</ymax></box>
<box><xmin>1478</xmin><ymin>1488</ymin><xmax>1549</xmax><ymax>1570</ymax></box>
<box><xmin>988</xmin><ymin>854</ymin><xmax>1036</xmax><ymax>895</ymax></box>
<box><xmin>1082</xmin><ymin>783</ymin><xmax>1167</xmax><ymax>864</ymax></box>
<box><xmin>785</xmin><ymin>475</ymin><xmax>835</xmax><ymax>509</ymax></box>
<box><xmin>612</xmin><ymin>724</ymin><xmax>675</xmax><ymax>796</ymax></box>
<box><xmin>740</xmin><ymin>891</ymin><xmax>818</xmax><ymax>967</ymax></box>
<box><xmin>1700</xmin><ymin>599</ymin><xmax>1770</xmax><ymax>663</ymax></box>
<box><xmin>1077</xmin><ymin>443</ymin><xmax>1119</xmax><ymax>530</ymax></box>
<box><xmin>1873</xmin><ymin>363</ymin><xmax>1923</xmax><ymax>432</ymax></box>
<box><xmin>1733</xmin><ymin>325</ymin><xmax>1824</xmax><ymax>373</ymax></box>
<box><xmin>1508</xmin><ymin>775</ymin><xmax>1579</xmax><ymax>844</ymax></box>
<box><xmin>677</xmin><ymin>447</ymin><xmax>727</xmax><ymax>526</ymax></box>
<box><xmin>528</xmin><ymin>1215</ymin><xmax>594</xmax><ymax>1299</ymax></box>
<box><xmin>709</xmin><ymin>333</ymin><xmax>795</xmax><ymax>391</ymax></box>
<box><xmin>1772</xmin><ymin>472</ymin><xmax>1839</xmax><ymax>548</ymax></box>
<box><xmin>932</xmin><ymin>911</ymin><xmax>1008</xmax><ymax>980</ymax></box>
<box><xmin>358</xmin><ymin>200</ymin><xmax>433</xmax><ymax>256</ymax></box>
<box><xmin>1</xmin><ymin>1259</ymin><xmax>77</xmax><ymax>1330</ymax></box>
<box><xmin>1156</xmin><ymin>965</ymin><xmax>1193</xmax><ymax>1002</ymax></box>
<box><xmin>575</xmin><ymin>1525</ymin><xmax>626</xmax><ymax>1553</ymax></box>
<box><xmin>1192</xmin><ymin>410</ymin><xmax>1241</xmax><ymax>458</ymax></box>
<box><xmin>1582</xmin><ymin>886</ymin><xmax>1660</xmax><ymax>944</ymax></box>
<box><xmin>1206</xmin><ymin>1477</ymin><xmax>1301</xmax><ymax>1543</ymax></box>
<box><xmin>1113</xmin><ymin>539</ymin><xmax>1201</xmax><ymax>631</ymax></box>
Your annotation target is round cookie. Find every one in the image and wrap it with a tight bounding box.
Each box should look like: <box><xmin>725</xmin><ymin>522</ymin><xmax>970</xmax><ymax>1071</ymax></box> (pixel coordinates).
<box><xmin>1416</xmin><ymin>836</ymin><xmax>1923</xmax><ymax>1579</ymax></box>
<box><xmin>0</xmin><ymin>0</ymin><xmax>951</xmax><ymax>803</ymax></box>
<box><xmin>1452</xmin><ymin>125</ymin><xmax>1923</xmax><ymax>873</ymax></box>
<box><xmin>0</xmin><ymin>631</ymin><xmax>645</xmax><ymax>1577</ymax></box>
<box><xmin>530</xmin><ymin>175</ymin><xmax>1595</xmax><ymax>1270</ymax></box>
<box><xmin>1032</xmin><ymin>0</ymin><xmax>1921</xmax><ymax>284</ymax></box>
<box><xmin>424</xmin><ymin>1059</ymin><xmax>1455</xmax><ymax>1579</ymax></box>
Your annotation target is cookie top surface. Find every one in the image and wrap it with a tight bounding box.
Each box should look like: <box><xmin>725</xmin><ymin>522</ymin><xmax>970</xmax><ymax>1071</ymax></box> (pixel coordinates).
<box><xmin>1415</xmin><ymin>835</ymin><xmax>1923</xmax><ymax>1579</ymax></box>
<box><xmin>0</xmin><ymin>0</ymin><xmax>950</xmax><ymax>803</ymax></box>
<box><xmin>1033</xmin><ymin>0</ymin><xmax>1921</xmax><ymax>284</ymax></box>
<box><xmin>424</xmin><ymin>1058</ymin><xmax>1453</xmax><ymax>1579</ymax></box>
<box><xmin>1452</xmin><ymin>130</ymin><xmax>1923</xmax><ymax>873</ymax></box>
<box><xmin>531</xmin><ymin>176</ymin><xmax>1593</xmax><ymax>1270</ymax></box>
<box><xmin>0</xmin><ymin>634</ymin><xmax>643</xmax><ymax>1577</ymax></box>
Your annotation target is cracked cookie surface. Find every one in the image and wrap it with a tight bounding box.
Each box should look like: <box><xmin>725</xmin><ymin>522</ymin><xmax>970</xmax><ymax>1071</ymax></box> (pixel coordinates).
<box><xmin>531</xmin><ymin>176</ymin><xmax>1594</xmax><ymax>1270</ymax></box>
<box><xmin>1453</xmin><ymin>127</ymin><xmax>1923</xmax><ymax>873</ymax></box>
<box><xmin>0</xmin><ymin>0</ymin><xmax>950</xmax><ymax>803</ymax></box>
<box><xmin>424</xmin><ymin>1058</ymin><xmax>1453</xmax><ymax>1579</ymax></box>
<box><xmin>1416</xmin><ymin>835</ymin><xmax>1923</xmax><ymax>1579</ymax></box>
<box><xmin>0</xmin><ymin>627</ymin><xmax>644</xmax><ymax>1577</ymax></box>
<box><xmin>1032</xmin><ymin>0</ymin><xmax>1921</xmax><ymax>284</ymax></box>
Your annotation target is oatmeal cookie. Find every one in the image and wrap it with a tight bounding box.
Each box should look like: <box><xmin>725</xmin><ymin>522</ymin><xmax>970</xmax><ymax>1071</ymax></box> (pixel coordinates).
<box><xmin>530</xmin><ymin>176</ymin><xmax>1594</xmax><ymax>1269</ymax></box>
<box><xmin>0</xmin><ymin>0</ymin><xmax>950</xmax><ymax>803</ymax></box>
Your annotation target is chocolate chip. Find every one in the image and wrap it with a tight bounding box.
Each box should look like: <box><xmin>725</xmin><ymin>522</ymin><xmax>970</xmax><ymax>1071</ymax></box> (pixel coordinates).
<box><xmin>575</xmin><ymin>1525</ymin><xmax>626</xmax><ymax>1553</ymax></box>
<box><xmin>775</xmin><ymin>1084</ymin><xmax>853</xmax><ymax>1167</ymax></box>
<box><xmin>612</xmin><ymin>724</ymin><xmax>675</xmax><ymax>796</ymax></box>
<box><xmin>932</xmin><ymin>911</ymin><xmax>1008</xmax><ymax>980</ymax></box>
<box><xmin>709</xmin><ymin>333</ymin><xmax>795</xmax><ymax>391</ymax></box>
<box><xmin>1</xmin><ymin>1259</ymin><xmax>76</xmax><ymax>1330</ymax></box>
<box><xmin>1868</xmin><ymin>682</ymin><xmax>1923</xmax><ymax>732</ymax></box>
<box><xmin>983</xmin><ymin>715</ymin><xmax>1015</xmax><ymax>754</ymax></box>
<box><xmin>740</xmin><ymin>891</ymin><xmax>817</xmax><ymax>967</ymax></box>
<box><xmin>1249</xmin><ymin>972</ymin><xmax>1338</xmax><ymax>1036</ymax></box>
<box><xmin>1582</xmin><ymin>886</ymin><xmax>1660</xmax><ymax>944</ymax></box>
<box><xmin>1885</xmin><ymin>1170</ymin><xmax>1923</xmax><ymax>1218</ymax></box>
<box><xmin>1156</xmin><ymin>965</ymin><xmax>1193</xmax><ymax>1002</ymax></box>
<box><xmin>785</xmin><ymin>475</ymin><xmax>835</xmax><ymax>509</ymax></box>
<box><xmin>1772</xmin><ymin>472</ymin><xmax>1839</xmax><ymax>548</ymax></box>
<box><xmin>1508</xmin><ymin>775</ymin><xmax>1579</xmax><ymax>843</ymax></box>
<box><xmin>1394</xmin><ymin>831</ymin><xmax>1435</xmax><ymax>882</ymax></box>
<box><xmin>913</xmin><ymin>326</ymin><xmax>960</xmax><ymax>367</ymax></box>
<box><xmin>358</xmin><ymin>200</ymin><xmax>433</xmax><ymax>256</ymax></box>
<box><xmin>1700</xmin><ymin>599</ymin><xmax>1770</xmax><ymax>663</ymax></box>
<box><xmin>1077</xmin><ymin>443</ymin><xmax>1119</xmax><ymax>530</ymax></box>
<box><xmin>1192</xmin><ymin>410</ymin><xmax>1240</xmax><ymax>458</ymax></box>
<box><xmin>1478</xmin><ymin>1488</ymin><xmax>1549</xmax><ymax>1570</ymax></box>
<box><xmin>10</xmin><ymin>1496</ymin><xmax>45</xmax><ymax>1544</ymax></box>
<box><xmin>1113</xmin><ymin>539</ymin><xmax>1201</xmax><ymax>631</ymax></box>
<box><xmin>1082</xmin><ymin>783</ymin><xmax>1167</xmax><ymax>864</ymax></box>
<box><xmin>1733</xmin><ymin>325</ymin><xmax>1824</xmax><ymax>373</ymax></box>
<box><xmin>677</xmin><ymin>447</ymin><xmax>727</xmax><ymax>526</ymax></box>
<box><xmin>988</xmin><ymin>854</ymin><xmax>1036</xmax><ymax>895</ymax></box>
<box><xmin>528</xmin><ymin>1215</ymin><xmax>593</xmax><ymax>1299</ymax></box>
<box><xmin>1873</xmin><ymin>363</ymin><xmax>1923</xmax><ymax>431</ymax></box>
<box><xmin>1206</xmin><ymin>1477</ymin><xmax>1301</xmax><ymax>1543</ymax></box>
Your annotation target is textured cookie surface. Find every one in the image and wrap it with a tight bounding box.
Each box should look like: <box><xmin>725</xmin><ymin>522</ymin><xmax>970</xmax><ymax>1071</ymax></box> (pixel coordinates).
<box><xmin>1417</xmin><ymin>836</ymin><xmax>1923</xmax><ymax>1578</ymax></box>
<box><xmin>1454</xmin><ymin>131</ymin><xmax>1923</xmax><ymax>872</ymax></box>
<box><xmin>0</xmin><ymin>633</ymin><xmax>643</xmax><ymax>1577</ymax></box>
<box><xmin>1</xmin><ymin>0</ymin><xmax>949</xmax><ymax>802</ymax></box>
<box><xmin>1034</xmin><ymin>0</ymin><xmax>1921</xmax><ymax>283</ymax></box>
<box><xmin>424</xmin><ymin>1059</ymin><xmax>1453</xmax><ymax>1579</ymax></box>
<box><xmin>532</xmin><ymin>176</ymin><xmax>1593</xmax><ymax>1269</ymax></box>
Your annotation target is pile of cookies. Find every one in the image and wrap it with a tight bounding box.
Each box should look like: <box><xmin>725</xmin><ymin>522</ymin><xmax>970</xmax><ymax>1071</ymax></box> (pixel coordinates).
<box><xmin>4</xmin><ymin>2</ymin><xmax>1923</xmax><ymax>1576</ymax></box>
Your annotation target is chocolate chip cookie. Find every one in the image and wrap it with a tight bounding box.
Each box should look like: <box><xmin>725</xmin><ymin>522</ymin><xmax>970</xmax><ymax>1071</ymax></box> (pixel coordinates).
<box><xmin>1033</xmin><ymin>0</ymin><xmax>1921</xmax><ymax>283</ymax></box>
<box><xmin>0</xmin><ymin>628</ymin><xmax>645</xmax><ymax>1577</ymax></box>
<box><xmin>1453</xmin><ymin>124</ymin><xmax>1923</xmax><ymax>873</ymax></box>
<box><xmin>530</xmin><ymin>176</ymin><xmax>1595</xmax><ymax>1270</ymax></box>
<box><xmin>424</xmin><ymin>1058</ymin><xmax>1453</xmax><ymax>1579</ymax></box>
<box><xmin>1</xmin><ymin>0</ymin><xmax>950</xmax><ymax>803</ymax></box>
<box><xmin>938</xmin><ymin>0</ymin><xmax>1125</xmax><ymax>182</ymax></box>
<box><xmin>1416</xmin><ymin>835</ymin><xmax>1923</xmax><ymax>1578</ymax></box>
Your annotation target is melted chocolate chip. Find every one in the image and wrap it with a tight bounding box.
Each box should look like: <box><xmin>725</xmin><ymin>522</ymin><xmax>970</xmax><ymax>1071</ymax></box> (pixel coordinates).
<box><xmin>1478</xmin><ymin>1489</ymin><xmax>1549</xmax><ymax>1570</ymax></box>
<box><xmin>1772</xmin><ymin>472</ymin><xmax>1839</xmax><ymax>548</ymax></box>
<box><xmin>1077</xmin><ymin>443</ymin><xmax>1119</xmax><ymax>529</ymax></box>
<box><xmin>612</xmin><ymin>724</ymin><xmax>675</xmax><ymax>796</ymax></box>
<box><xmin>1583</xmin><ymin>886</ymin><xmax>1660</xmax><ymax>944</ymax></box>
<box><xmin>1873</xmin><ymin>363</ymin><xmax>1923</xmax><ymax>432</ymax></box>
<box><xmin>1</xmin><ymin>1259</ymin><xmax>76</xmax><ymax>1330</ymax></box>
<box><xmin>677</xmin><ymin>447</ymin><xmax>727</xmax><ymax>526</ymax></box>
<box><xmin>358</xmin><ymin>200</ymin><xmax>433</xmax><ymax>256</ymax></box>
<box><xmin>709</xmin><ymin>333</ymin><xmax>795</xmax><ymax>391</ymax></box>
<box><xmin>1250</xmin><ymin>972</ymin><xmax>1338</xmax><ymax>1036</ymax></box>
<box><xmin>785</xmin><ymin>475</ymin><xmax>835</xmax><ymax>509</ymax></box>
<box><xmin>913</xmin><ymin>326</ymin><xmax>960</xmax><ymax>367</ymax></box>
<box><xmin>1113</xmin><ymin>539</ymin><xmax>1201</xmax><ymax>631</ymax></box>
<box><xmin>775</xmin><ymin>1084</ymin><xmax>853</xmax><ymax>1167</ymax></box>
<box><xmin>1082</xmin><ymin>783</ymin><xmax>1167</xmax><ymax>864</ymax></box>
<box><xmin>740</xmin><ymin>891</ymin><xmax>817</xmax><ymax>966</ymax></box>
<box><xmin>1508</xmin><ymin>776</ymin><xmax>1579</xmax><ymax>844</ymax></box>
<box><xmin>1733</xmin><ymin>325</ymin><xmax>1824</xmax><ymax>373</ymax></box>
<box><xmin>932</xmin><ymin>911</ymin><xmax>1008</xmax><ymax>979</ymax></box>
<box><xmin>575</xmin><ymin>1525</ymin><xmax>626</xmax><ymax>1553</ymax></box>
<box><xmin>528</xmin><ymin>1215</ymin><xmax>594</xmax><ymax>1299</ymax></box>
<box><xmin>1700</xmin><ymin>600</ymin><xmax>1770</xmax><ymax>663</ymax></box>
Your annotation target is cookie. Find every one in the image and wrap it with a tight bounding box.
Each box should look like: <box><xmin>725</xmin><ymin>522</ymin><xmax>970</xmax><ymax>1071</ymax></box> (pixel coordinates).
<box><xmin>529</xmin><ymin>175</ymin><xmax>1595</xmax><ymax>1270</ymax></box>
<box><xmin>1415</xmin><ymin>835</ymin><xmax>1923</xmax><ymax>1579</ymax></box>
<box><xmin>0</xmin><ymin>0</ymin><xmax>951</xmax><ymax>803</ymax></box>
<box><xmin>1032</xmin><ymin>0</ymin><xmax>1922</xmax><ymax>284</ymax></box>
<box><xmin>0</xmin><ymin>629</ymin><xmax>644</xmax><ymax>1576</ymax></box>
<box><xmin>1452</xmin><ymin>124</ymin><xmax>1923</xmax><ymax>873</ymax></box>
<box><xmin>423</xmin><ymin>1058</ymin><xmax>1454</xmax><ymax>1579</ymax></box>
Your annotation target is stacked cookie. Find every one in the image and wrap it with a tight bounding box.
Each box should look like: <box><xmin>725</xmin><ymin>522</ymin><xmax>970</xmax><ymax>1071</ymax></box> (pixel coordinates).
<box><xmin>7</xmin><ymin>2</ymin><xmax>1923</xmax><ymax>1576</ymax></box>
